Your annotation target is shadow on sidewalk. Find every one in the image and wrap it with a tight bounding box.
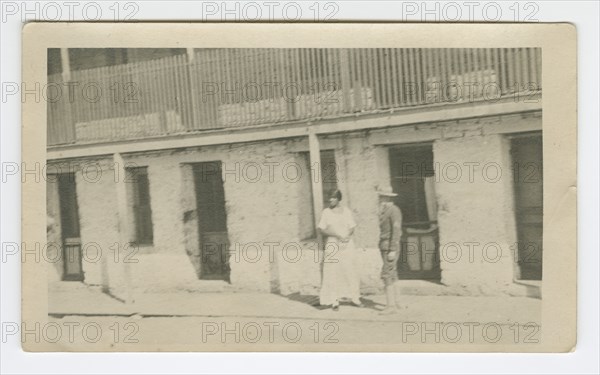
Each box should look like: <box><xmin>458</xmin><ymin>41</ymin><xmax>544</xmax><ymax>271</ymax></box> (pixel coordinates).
<box><xmin>101</xmin><ymin>288</ymin><xmax>127</xmax><ymax>304</ymax></box>
<box><xmin>284</xmin><ymin>292</ymin><xmax>383</xmax><ymax>311</ymax></box>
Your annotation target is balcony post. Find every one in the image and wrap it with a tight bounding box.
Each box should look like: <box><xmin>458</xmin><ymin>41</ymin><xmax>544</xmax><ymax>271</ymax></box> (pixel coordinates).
<box><xmin>339</xmin><ymin>49</ymin><xmax>352</xmax><ymax>112</ymax></box>
<box><xmin>186</xmin><ymin>48</ymin><xmax>200</xmax><ymax>129</ymax></box>
<box><xmin>60</xmin><ymin>49</ymin><xmax>71</xmax><ymax>81</ymax></box>
<box><xmin>59</xmin><ymin>48</ymin><xmax>75</xmax><ymax>143</ymax></box>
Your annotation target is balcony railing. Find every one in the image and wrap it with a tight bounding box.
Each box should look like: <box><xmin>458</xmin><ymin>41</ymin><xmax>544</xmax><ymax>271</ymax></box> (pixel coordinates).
<box><xmin>47</xmin><ymin>48</ymin><xmax>541</xmax><ymax>146</ymax></box>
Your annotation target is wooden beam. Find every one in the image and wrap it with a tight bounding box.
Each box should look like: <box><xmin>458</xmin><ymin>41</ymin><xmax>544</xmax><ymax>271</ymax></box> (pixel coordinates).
<box><xmin>308</xmin><ymin>129</ymin><xmax>323</xmax><ymax>250</ymax></box>
<box><xmin>47</xmin><ymin>96</ymin><xmax>541</xmax><ymax>160</ymax></box>
<box><xmin>113</xmin><ymin>153</ymin><xmax>134</xmax><ymax>304</ymax></box>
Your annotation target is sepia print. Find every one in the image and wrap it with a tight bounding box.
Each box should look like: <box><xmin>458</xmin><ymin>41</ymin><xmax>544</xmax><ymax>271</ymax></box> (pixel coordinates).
<box><xmin>21</xmin><ymin>23</ymin><xmax>576</xmax><ymax>352</ymax></box>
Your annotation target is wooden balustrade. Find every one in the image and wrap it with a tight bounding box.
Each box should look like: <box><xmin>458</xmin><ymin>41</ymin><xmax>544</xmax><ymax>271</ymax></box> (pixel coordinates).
<box><xmin>47</xmin><ymin>48</ymin><xmax>541</xmax><ymax>146</ymax></box>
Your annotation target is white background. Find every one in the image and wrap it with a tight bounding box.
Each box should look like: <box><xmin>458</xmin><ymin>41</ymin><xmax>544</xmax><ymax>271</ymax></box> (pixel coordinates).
<box><xmin>1</xmin><ymin>1</ymin><xmax>598</xmax><ymax>374</ymax></box>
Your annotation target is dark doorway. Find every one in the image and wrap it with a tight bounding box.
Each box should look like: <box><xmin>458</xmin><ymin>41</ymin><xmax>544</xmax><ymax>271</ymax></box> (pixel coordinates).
<box><xmin>192</xmin><ymin>162</ymin><xmax>230</xmax><ymax>281</ymax></box>
<box><xmin>389</xmin><ymin>144</ymin><xmax>441</xmax><ymax>281</ymax></box>
<box><xmin>126</xmin><ymin>167</ymin><xmax>154</xmax><ymax>245</ymax></box>
<box><xmin>57</xmin><ymin>173</ymin><xmax>83</xmax><ymax>281</ymax></box>
<box><xmin>511</xmin><ymin>134</ymin><xmax>543</xmax><ymax>280</ymax></box>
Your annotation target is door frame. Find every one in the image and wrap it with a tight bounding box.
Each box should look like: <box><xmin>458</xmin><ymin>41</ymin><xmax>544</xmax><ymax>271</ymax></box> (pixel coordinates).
<box><xmin>191</xmin><ymin>161</ymin><xmax>231</xmax><ymax>281</ymax></box>
<box><xmin>57</xmin><ymin>172</ymin><xmax>84</xmax><ymax>281</ymax></box>
<box><xmin>388</xmin><ymin>143</ymin><xmax>442</xmax><ymax>281</ymax></box>
<box><xmin>509</xmin><ymin>131</ymin><xmax>543</xmax><ymax>281</ymax></box>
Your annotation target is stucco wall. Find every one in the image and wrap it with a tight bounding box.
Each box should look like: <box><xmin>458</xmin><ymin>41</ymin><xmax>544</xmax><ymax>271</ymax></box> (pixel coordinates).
<box><xmin>73</xmin><ymin>158</ymin><xmax>123</xmax><ymax>294</ymax></box>
<box><xmin>434</xmin><ymin>132</ymin><xmax>519</xmax><ymax>295</ymax></box>
<box><xmin>335</xmin><ymin>135</ymin><xmax>380</xmax><ymax>249</ymax></box>
<box><xmin>46</xmin><ymin>178</ymin><xmax>63</xmax><ymax>282</ymax></box>
<box><xmin>223</xmin><ymin>141</ymin><xmax>304</xmax><ymax>292</ymax></box>
<box><xmin>47</xmin><ymin>112</ymin><xmax>539</xmax><ymax>297</ymax></box>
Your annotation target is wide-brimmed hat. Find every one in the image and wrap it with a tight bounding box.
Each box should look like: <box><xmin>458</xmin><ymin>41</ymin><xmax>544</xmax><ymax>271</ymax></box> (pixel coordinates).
<box><xmin>376</xmin><ymin>186</ymin><xmax>398</xmax><ymax>197</ymax></box>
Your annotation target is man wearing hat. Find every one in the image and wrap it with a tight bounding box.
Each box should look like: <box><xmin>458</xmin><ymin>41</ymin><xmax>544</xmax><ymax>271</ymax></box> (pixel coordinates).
<box><xmin>377</xmin><ymin>186</ymin><xmax>403</xmax><ymax>314</ymax></box>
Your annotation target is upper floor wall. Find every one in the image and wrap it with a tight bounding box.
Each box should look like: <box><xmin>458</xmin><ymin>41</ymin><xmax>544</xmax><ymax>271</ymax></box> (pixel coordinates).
<box><xmin>47</xmin><ymin>48</ymin><xmax>542</xmax><ymax>147</ymax></box>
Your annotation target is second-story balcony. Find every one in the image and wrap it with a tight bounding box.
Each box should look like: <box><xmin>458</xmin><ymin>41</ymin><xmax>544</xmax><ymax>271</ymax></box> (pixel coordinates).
<box><xmin>47</xmin><ymin>48</ymin><xmax>541</xmax><ymax>147</ymax></box>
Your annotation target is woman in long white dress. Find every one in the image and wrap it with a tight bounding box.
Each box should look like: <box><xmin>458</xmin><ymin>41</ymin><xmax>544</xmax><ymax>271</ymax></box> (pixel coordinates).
<box><xmin>317</xmin><ymin>190</ymin><xmax>362</xmax><ymax>310</ymax></box>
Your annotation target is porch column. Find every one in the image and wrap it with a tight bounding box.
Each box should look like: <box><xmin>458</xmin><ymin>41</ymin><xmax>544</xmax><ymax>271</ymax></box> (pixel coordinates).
<box><xmin>308</xmin><ymin>129</ymin><xmax>323</xmax><ymax>248</ymax></box>
<box><xmin>113</xmin><ymin>153</ymin><xmax>134</xmax><ymax>303</ymax></box>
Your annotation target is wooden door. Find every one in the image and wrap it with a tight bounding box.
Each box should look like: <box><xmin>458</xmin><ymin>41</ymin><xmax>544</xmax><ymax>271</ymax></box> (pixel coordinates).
<box><xmin>511</xmin><ymin>134</ymin><xmax>543</xmax><ymax>280</ymax></box>
<box><xmin>58</xmin><ymin>173</ymin><xmax>83</xmax><ymax>281</ymax></box>
<box><xmin>193</xmin><ymin>162</ymin><xmax>230</xmax><ymax>281</ymax></box>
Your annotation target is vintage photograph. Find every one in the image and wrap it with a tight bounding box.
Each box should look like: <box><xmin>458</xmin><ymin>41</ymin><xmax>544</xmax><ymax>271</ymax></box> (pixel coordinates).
<box><xmin>20</xmin><ymin>23</ymin><xmax>576</xmax><ymax>352</ymax></box>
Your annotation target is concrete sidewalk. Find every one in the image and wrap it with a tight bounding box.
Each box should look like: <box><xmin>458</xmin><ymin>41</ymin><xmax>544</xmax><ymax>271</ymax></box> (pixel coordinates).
<box><xmin>48</xmin><ymin>282</ymin><xmax>541</xmax><ymax>325</ymax></box>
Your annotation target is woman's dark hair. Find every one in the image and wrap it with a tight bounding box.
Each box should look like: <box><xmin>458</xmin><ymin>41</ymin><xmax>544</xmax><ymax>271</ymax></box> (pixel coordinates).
<box><xmin>330</xmin><ymin>189</ymin><xmax>342</xmax><ymax>201</ymax></box>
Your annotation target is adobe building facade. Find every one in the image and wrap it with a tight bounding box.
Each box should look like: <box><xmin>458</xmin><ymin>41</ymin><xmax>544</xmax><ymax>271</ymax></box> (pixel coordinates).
<box><xmin>46</xmin><ymin>109</ymin><xmax>543</xmax><ymax>299</ymax></box>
